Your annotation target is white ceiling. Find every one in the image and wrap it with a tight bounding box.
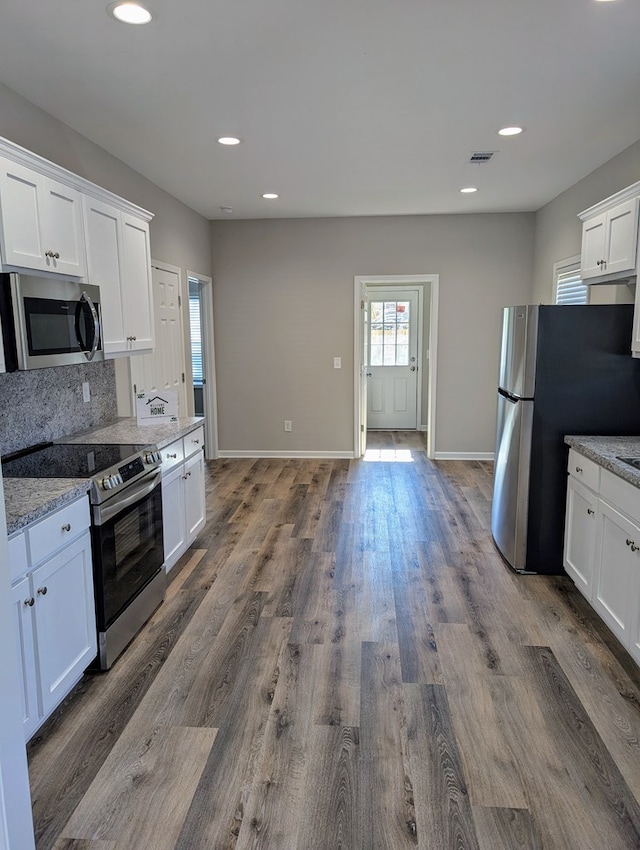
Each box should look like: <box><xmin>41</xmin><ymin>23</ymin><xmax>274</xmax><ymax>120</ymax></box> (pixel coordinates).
<box><xmin>0</xmin><ymin>0</ymin><xmax>639</xmax><ymax>220</ymax></box>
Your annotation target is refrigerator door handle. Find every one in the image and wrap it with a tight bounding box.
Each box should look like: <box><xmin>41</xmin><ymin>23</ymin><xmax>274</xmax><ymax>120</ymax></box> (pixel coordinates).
<box><xmin>498</xmin><ymin>387</ymin><xmax>522</xmax><ymax>403</ymax></box>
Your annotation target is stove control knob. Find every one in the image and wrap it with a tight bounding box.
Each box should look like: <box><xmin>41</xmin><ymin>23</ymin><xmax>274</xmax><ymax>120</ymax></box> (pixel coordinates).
<box><xmin>102</xmin><ymin>477</ymin><xmax>112</xmax><ymax>490</ymax></box>
<box><xmin>114</xmin><ymin>473</ymin><xmax>123</xmax><ymax>486</ymax></box>
<box><xmin>145</xmin><ymin>450</ymin><xmax>161</xmax><ymax>465</ymax></box>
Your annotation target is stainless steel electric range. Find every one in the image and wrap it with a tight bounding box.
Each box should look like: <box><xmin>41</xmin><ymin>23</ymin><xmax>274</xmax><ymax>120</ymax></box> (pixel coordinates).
<box><xmin>2</xmin><ymin>441</ymin><xmax>165</xmax><ymax>669</ymax></box>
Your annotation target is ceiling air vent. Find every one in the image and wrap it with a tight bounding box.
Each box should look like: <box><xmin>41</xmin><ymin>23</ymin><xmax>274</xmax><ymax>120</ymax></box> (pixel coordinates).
<box><xmin>469</xmin><ymin>151</ymin><xmax>496</xmax><ymax>164</ymax></box>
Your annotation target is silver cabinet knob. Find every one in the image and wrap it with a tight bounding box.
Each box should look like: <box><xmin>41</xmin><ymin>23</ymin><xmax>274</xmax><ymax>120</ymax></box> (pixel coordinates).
<box><xmin>575</xmin><ymin>467</ymin><xmax>583</xmax><ymax>474</ymax></box>
<box><xmin>23</xmin><ymin>597</ymin><xmax>35</xmax><ymax>607</ymax></box>
<box><xmin>61</xmin><ymin>523</ymin><xmax>72</xmax><ymax>532</ymax></box>
<box><xmin>36</xmin><ymin>586</ymin><xmax>48</xmax><ymax>596</ymax></box>
<box><xmin>587</xmin><ymin>508</ymin><xmax>595</xmax><ymax>516</ymax></box>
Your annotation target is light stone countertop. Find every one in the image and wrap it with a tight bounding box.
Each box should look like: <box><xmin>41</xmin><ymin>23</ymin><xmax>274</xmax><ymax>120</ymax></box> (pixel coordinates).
<box><xmin>57</xmin><ymin>416</ymin><xmax>205</xmax><ymax>451</ymax></box>
<box><xmin>4</xmin><ymin>478</ymin><xmax>91</xmax><ymax>536</ymax></box>
<box><xmin>565</xmin><ymin>435</ymin><xmax>640</xmax><ymax>489</ymax></box>
<box><xmin>5</xmin><ymin>417</ymin><xmax>204</xmax><ymax>534</ymax></box>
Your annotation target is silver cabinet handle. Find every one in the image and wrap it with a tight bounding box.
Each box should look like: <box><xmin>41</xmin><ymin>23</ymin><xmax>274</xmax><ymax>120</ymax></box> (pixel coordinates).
<box><xmin>23</xmin><ymin>597</ymin><xmax>34</xmax><ymax>607</ymax></box>
<box><xmin>193</xmin><ymin>439</ymin><xmax>200</xmax><ymax>444</ymax></box>
<box><xmin>575</xmin><ymin>466</ymin><xmax>583</xmax><ymax>474</ymax></box>
<box><xmin>587</xmin><ymin>508</ymin><xmax>595</xmax><ymax>516</ymax></box>
<box><xmin>61</xmin><ymin>523</ymin><xmax>72</xmax><ymax>532</ymax></box>
<box><xmin>45</xmin><ymin>250</ymin><xmax>60</xmax><ymax>259</ymax></box>
<box><xmin>37</xmin><ymin>586</ymin><xmax>48</xmax><ymax>596</ymax></box>
<box><xmin>167</xmin><ymin>453</ymin><xmax>178</xmax><ymax>459</ymax></box>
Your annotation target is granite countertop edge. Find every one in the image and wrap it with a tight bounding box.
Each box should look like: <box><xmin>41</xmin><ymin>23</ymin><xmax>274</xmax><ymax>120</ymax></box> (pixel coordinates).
<box><xmin>565</xmin><ymin>435</ymin><xmax>640</xmax><ymax>489</ymax></box>
<box><xmin>57</xmin><ymin>416</ymin><xmax>205</xmax><ymax>450</ymax></box>
<box><xmin>5</xmin><ymin>478</ymin><xmax>91</xmax><ymax>536</ymax></box>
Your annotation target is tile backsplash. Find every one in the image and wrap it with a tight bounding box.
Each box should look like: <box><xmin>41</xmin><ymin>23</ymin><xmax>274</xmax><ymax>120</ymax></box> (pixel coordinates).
<box><xmin>0</xmin><ymin>361</ymin><xmax>117</xmax><ymax>456</ymax></box>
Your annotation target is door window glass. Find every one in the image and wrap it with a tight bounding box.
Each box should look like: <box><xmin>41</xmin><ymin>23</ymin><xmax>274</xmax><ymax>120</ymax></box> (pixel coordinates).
<box><xmin>370</xmin><ymin>300</ymin><xmax>410</xmax><ymax>365</ymax></box>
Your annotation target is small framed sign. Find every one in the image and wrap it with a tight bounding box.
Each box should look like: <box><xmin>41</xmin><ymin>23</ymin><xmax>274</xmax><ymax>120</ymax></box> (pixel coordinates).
<box><xmin>136</xmin><ymin>391</ymin><xmax>178</xmax><ymax>425</ymax></box>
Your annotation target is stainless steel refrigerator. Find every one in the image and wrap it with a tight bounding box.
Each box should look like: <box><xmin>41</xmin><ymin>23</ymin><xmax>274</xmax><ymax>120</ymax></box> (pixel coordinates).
<box><xmin>491</xmin><ymin>303</ymin><xmax>640</xmax><ymax>575</ymax></box>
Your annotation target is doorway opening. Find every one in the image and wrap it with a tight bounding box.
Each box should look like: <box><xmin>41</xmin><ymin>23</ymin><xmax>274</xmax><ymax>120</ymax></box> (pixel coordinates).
<box><xmin>187</xmin><ymin>271</ymin><xmax>219</xmax><ymax>460</ymax></box>
<box><xmin>353</xmin><ymin>275</ymin><xmax>439</xmax><ymax>459</ymax></box>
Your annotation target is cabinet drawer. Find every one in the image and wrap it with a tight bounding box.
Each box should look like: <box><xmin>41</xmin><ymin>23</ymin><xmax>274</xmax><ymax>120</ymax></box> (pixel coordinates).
<box><xmin>568</xmin><ymin>449</ymin><xmax>600</xmax><ymax>492</ymax></box>
<box><xmin>600</xmin><ymin>468</ymin><xmax>640</xmax><ymax>521</ymax></box>
<box><xmin>161</xmin><ymin>438</ymin><xmax>184</xmax><ymax>474</ymax></box>
<box><xmin>184</xmin><ymin>426</ymin><xmax>204</xmax><ymax>458</ymax></box>
<box><xmin>8</xmin><ymin>532</ymin><xmax>28</xmax><ymax>584</ymax></box>
<box><xmin>27</xmin><ymin>497</ymin><xmax>90</xmax><ymax>566</ymax></box>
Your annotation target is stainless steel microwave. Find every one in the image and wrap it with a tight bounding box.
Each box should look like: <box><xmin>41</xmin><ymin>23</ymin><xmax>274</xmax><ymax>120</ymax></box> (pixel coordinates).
<box><xmin>0</xmin><ymin>273</ymin><xmax>103</xmax><ymax>371</ymax></box>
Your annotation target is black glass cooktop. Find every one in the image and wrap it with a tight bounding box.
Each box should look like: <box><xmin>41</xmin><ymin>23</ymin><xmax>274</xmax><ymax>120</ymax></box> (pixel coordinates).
<box><xmin>2</xmin><ymin>443</ymin><xmax>148</xmax><ymax>480</ymax></box>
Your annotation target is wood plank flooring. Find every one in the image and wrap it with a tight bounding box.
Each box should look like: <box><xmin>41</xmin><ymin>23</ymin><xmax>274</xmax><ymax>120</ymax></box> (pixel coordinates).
<box><xmin>26</xmin><ymin>432</ymin><xmax>640</xmax><ymax>849</ymax></box>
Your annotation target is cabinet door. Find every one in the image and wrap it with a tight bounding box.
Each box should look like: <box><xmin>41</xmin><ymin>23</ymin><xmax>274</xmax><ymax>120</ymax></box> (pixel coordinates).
<box><xmin>31</xmin><ymin>532</ymin><xmax>96</xmax><ymax>717</ymax></box>
<box><xmin>580</xmin><ymin>212</ymin><xmax>607</xmax><ymax>280</ymax></box>
<box><xmin>605</xmin><ymin>198</ymin><xmax>638</xmax><ymax>277</ymax></box>
<box><xmin>121</xmin><ymin>213</ymin><xmax>154</xmax><ymax>351</ymax></box>
<box><xmin>83</xmin><ymin>196</ymin><xmax>126</xmax><ymax>354</ymax></box>
<box><xmin>184</xmin><ymin>450</ymin><xmax>206</xmax><ymax>543</ymax></box>
<box><xmin>0</xmin><ymin>158</ymin><xmax>46</xmax><ymax>270</ymax></box>
<box><xmin>42</xmin><ymin>177</ymin><xmax>86</xmax><ymax>277</ymax></box>
<box><xmin>564</xmin><ymin>477</ymin><xmax>598</xmax><ymax>600</ymax></box>
<box><xmin>593</xmin><ymin>501</ymin><xmax>640</xmax><ymax>647</ymax></box>
<box><xmin>162</xmin><ymin>463</ymin><xmax>187</xmax><ymax>572</ymax></box>
<box><xmin>10</xmin><ymin>577</ymin><xmax>39</xmax><ymax>740</ymax></box>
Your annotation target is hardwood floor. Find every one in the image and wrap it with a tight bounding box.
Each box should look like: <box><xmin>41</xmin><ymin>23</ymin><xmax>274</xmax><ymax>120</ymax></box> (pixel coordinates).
<box><xmin>26</xmin><ymin>432</ymin><xmax>640</xmax><ymax>849</ymax></box>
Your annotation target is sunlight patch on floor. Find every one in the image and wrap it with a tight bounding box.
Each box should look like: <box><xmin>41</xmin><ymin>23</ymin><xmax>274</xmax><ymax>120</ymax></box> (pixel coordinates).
<box><xmin>363</xmin><ymin>449</ymin><xmax>414</xmax><ymax>463</ymax></box>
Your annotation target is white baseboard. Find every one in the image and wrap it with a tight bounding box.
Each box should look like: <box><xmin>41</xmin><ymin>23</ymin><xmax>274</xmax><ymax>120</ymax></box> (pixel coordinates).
<box><xmin>217</xmin><ymin>450</ymin><xmax>355</xmax><ymax>459</ymax></box>
<box><xmin>434</xmin><ymin>452</ymin><xmax>495</xmax><ymax>461</ymax></box>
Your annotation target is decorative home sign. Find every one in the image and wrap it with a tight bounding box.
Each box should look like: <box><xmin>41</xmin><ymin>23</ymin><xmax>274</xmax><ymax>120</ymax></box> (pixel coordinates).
<box><xmin>136</xmin><ymin>390</ymin><xmax>179</xmax><ymax>425</ymax></box>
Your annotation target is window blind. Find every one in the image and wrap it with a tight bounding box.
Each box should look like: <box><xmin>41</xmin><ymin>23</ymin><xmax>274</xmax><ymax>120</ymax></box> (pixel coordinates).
<box><xmin>189</xmin><ymin>293</ymin><xmax>203</xmax><ymax>384</ymax></box>
<box><xmin>555</xmin><ymin>268</ymin><xmax>587</xmax><ymax>305</ymax></box>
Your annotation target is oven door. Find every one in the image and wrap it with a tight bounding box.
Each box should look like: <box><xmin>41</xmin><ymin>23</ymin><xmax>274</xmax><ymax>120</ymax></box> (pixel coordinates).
<box><xmin>91</xmin><ymin>469</ymin><xmax>164</xmax><ymax>632</ymax></box>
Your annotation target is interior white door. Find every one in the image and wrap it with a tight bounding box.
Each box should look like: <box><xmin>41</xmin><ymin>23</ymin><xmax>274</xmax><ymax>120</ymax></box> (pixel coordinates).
<box><xmin>367</xmin><ymin>289</ymin><xmax>420</xmax><ymax>429</ymax></box>
<box><xmin>130</xmin><ymin>263</ymin><xmax>187</xmax><ymax>414</ymax></box>
<box><xmin>359</xmin><ymin>293</ymin><xmax>369</xmax><ymax>455</ymax></box>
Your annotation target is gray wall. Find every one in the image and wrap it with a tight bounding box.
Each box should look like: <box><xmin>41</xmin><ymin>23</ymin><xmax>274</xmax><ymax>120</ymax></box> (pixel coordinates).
<box><xmin>0</xmin><ymin>81</ymin><xmax>213</xmax><ymax>419</ymax></box>
<box><xmin>532</xmin><ymin>139</ymin><xmax>640</xmax><ymax>304</ymax></box>
<box><xmin>211</xmin><ymin>213</ymin><xmax>535</xmax><ymax>456</ymax></box>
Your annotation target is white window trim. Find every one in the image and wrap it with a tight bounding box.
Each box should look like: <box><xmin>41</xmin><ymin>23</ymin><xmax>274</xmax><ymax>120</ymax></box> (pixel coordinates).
<box><xmin>553</xmin><ymin>255</ymin><xmax>587</xmax><ymax>305</ymax></box>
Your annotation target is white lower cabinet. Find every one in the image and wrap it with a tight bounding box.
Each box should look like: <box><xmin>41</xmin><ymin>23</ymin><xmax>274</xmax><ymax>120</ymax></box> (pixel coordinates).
<box><xmin>161</xmin><ymin>428</ymin><xmax>206</xmax><ymax>572</ymax></box>
<box><xmin>564</xmin><ymin>475</ymin><xmax>598</xmax><ymax>599</ymax></box>
<box><xmin>594</xmin><ymin>501</ymin><xmax>640</xmax><ymax>649</ymax></box>
<box><xmin>564</xmin><ymin>457</ymin><xmax>640</xmax><ymax>667</ymax></box>
<box><xmin>9</xmin><ymin>496</ymin><xmax>97</xmax><ymax>740</ymax></box>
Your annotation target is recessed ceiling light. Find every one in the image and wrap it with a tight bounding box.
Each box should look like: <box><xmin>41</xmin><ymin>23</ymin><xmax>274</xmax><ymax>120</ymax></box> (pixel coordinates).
<box><xmin>460</xmin><ymin>187</ymin><xmax>478</xmax><ymax>194</ymax></box>
<box><xmin>262</xmin><ymin>193</ymin><xmax>279</xmax><ymax>199</ymax></box>
<box><xmin>107</xmin><ymin>2</ymin><xmax>153</xmax><ymax>24</ymax></box>
<box><xmin>217</xmin><ymin>136</ymin><xmax>243</xmax><ymax>146</ymax></box>
<box><xmin>498</xmin><ymin>126</ymin><xmax>524</xmax><ymax>136</ymax></box>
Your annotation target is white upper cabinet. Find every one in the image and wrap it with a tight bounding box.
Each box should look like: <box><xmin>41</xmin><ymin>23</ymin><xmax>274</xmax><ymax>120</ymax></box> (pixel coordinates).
<box><xmin>579</xmin><ymin>187</ymin><xmax>640</xmax><ymax>282</ymax></box>
<box><xmin>120</xmin><ymin>213</ymin><xmax>154</xmax><ymax>352</ymax></box>
<box><xmin>83</xmin><ymin>197</ymin><xmax>154</xmax><ymax>356</ymax></box>
<box><xmin>0</xmin><ymin>136</ymin><xmax>154</xmax><ymax>358</ymax></box>
<box><xmin>0</xmin><ymin>158</ymin><xmax>86</xmax><ymax>277</ymax></box>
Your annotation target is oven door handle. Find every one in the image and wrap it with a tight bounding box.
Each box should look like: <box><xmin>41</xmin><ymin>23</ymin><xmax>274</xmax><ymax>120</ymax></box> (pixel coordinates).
<box><xmin>93</xmin><ymin>470</ymin><xmax>161</xmax><ymax>526</ymax></box>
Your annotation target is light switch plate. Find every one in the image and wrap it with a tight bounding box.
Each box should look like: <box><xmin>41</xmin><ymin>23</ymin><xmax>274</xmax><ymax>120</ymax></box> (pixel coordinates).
<box><xmin>333</xmin><ymin>357</ymin><xmax>342</xmax><ymax>369</ymax></box>
<box><xmin>82</xmin><ymin>382</ymin><xmax>91</xmax><ymax>403</ymax></box>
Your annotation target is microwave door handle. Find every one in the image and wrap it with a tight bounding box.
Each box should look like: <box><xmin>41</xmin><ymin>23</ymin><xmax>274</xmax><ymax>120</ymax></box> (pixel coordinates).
<box><xmin>78</xmin><ymin>291</ymin><xmax>100</xmax><ymax>361</ymax></box>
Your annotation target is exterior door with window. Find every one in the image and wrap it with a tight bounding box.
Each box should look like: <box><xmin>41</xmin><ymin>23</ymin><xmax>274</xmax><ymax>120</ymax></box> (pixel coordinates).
<box><xmin>367</xmin><ymin>289</ymin><xmax>420</xmax><ymax>429</ymax></box>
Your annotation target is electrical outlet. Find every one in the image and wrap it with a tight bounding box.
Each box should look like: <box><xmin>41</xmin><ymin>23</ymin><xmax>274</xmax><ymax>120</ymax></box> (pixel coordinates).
<box><xmin>284</xmin><ymin>420</ymin><xmax>292</xmax><ymax>432</ymax></box>
<box><xmin>333</xmin><ymin>357</ymin><xmax>342</xmax><ymax>369</ymax></box>
<box><xmin>82</xmin><ymin>381</ymin><xmax>91</xmax><ymax>403</ymax></box>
